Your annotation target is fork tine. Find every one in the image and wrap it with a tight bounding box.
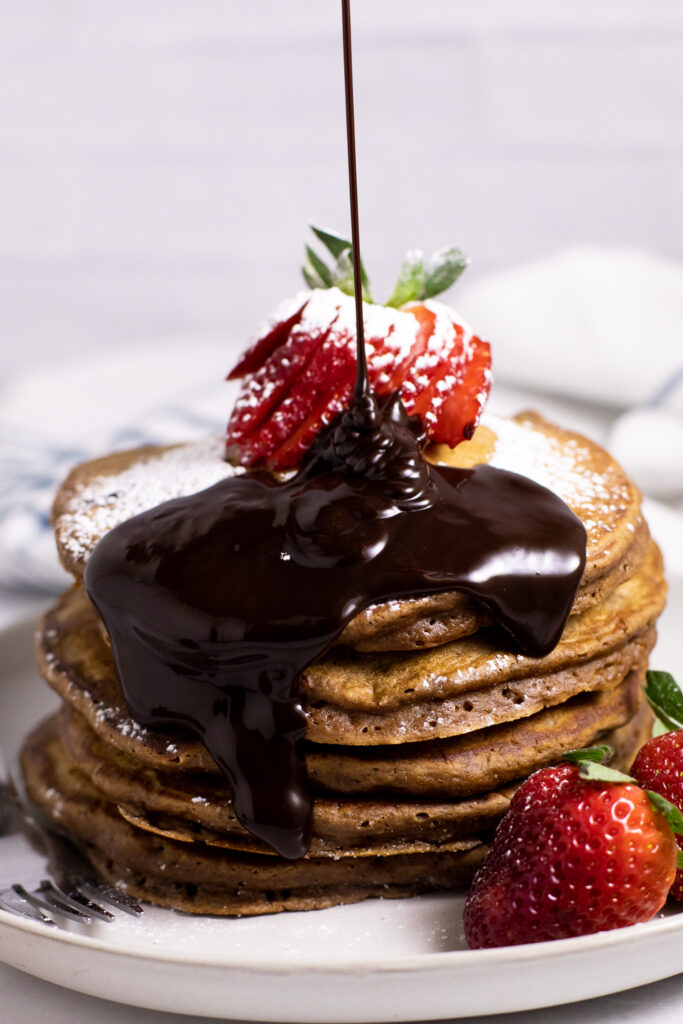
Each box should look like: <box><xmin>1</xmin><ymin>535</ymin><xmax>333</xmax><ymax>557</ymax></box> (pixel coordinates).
<box><xmin>38</xmin><ymin>880</ymin><xmax>107</xmax><ymax>924</ymax></box>
<box><xmin>14</xmin><ymin>883</ymin><xmax>93</xmax><ymax>924</ymax></box>
<box><xmin>0</xmin><ymin>889</ymin><xmax>58</xmax><ymax>927</ymax></box>
<box><xmin>9</xmin><ymin>884</ymin><xmax>65</xmax><ymax>925</ymax></box>
<box><xmin>76</xmin><ymin>879</ymin><xmax>144</xmax><ymax>916</ymax></box>
<box><xmin>63</xmin><ymin>886</ymin><xmax>115</xmax><ymax>923</ymax></box>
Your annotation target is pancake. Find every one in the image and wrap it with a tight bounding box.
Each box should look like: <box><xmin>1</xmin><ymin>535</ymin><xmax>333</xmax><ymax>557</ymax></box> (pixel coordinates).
<box><xmin>57</xmin><ymin>672</ymin><xmax>647</xmax><ymax>855</ymax></box>
<box><xmin>51</xmin><ymin>412</ymin><xmax>648</xmax><ymax>652</ymax></box>
<box><xmin>21</xmin><ymin>699</ymin><xmax>652</xmax><ymax>916</ymax></box>
<box><xmin>36</xmin><ymin>542</ymin><xmax>663</xmax><ymax>755</ymax></box>
<box><xmin>21</xmin><ymin>720</ymin><xmax>486</xmax><ymax>915</ymax></box>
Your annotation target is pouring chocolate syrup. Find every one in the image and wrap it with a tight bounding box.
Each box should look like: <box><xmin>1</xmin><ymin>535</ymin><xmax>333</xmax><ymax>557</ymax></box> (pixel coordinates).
<box><xmin>85</xmin><ymin>0</ymin><xmax>587</xmax><ymax>860</ymax></box>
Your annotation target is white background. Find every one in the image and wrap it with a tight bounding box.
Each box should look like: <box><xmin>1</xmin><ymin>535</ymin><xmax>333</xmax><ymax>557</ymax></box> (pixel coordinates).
<box><xmin>2</xmin><ymin>0</ymin><xmax>683</xmax><ymax>374</ymax></box>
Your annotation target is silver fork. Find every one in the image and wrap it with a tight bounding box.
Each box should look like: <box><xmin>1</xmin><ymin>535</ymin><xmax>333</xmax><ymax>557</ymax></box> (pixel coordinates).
<box><xmin>0</xmin><ymin>754</ymin><xmax>143</xmax><ymax>927</ymax></box>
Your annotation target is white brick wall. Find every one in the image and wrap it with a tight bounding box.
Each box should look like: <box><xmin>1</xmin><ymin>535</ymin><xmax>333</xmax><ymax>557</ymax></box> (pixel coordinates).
<box><xmin>1</xmin><ymin>0</ymin><xmax>682</xmax><ymax>371</ymax></box>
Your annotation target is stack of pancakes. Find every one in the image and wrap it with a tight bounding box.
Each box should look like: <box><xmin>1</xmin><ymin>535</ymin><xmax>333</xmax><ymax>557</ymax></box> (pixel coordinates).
<box><xmin>22</xmin><ymin>411</ymin><xmax>666</xmax><ymax>915</ymax></box>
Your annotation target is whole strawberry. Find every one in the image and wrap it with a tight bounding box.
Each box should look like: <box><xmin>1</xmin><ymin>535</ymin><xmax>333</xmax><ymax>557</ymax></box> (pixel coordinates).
<box><xmin>463</xmin><ymin>750</ymin><xmax>679</xmax><ymax>949</ymax></box>
<box><xmin>632</xmin><ymin>671</ymin><xmax>683</xmax><ymax>901</ymax></box>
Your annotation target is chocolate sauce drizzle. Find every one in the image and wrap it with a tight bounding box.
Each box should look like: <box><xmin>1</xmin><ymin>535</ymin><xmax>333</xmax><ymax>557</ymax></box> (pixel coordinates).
<box><xmin>84</xmin><ymin>0</ymin><xmax>587</xmax><ymax>861</ymax></box>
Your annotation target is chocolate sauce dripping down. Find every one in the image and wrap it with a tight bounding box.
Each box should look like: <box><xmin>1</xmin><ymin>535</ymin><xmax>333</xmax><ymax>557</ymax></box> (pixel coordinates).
<box><xmin>84</xmin><ymin>1</ymin><xmax>587</xmax><ymax>861</ymax></box>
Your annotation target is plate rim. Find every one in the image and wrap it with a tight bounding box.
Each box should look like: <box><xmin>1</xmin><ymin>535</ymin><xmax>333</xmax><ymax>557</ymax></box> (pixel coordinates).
<box><xmin>1</xmin><ymin>899</ymin><xmax>683</xmax><ymax>974</ymax></box>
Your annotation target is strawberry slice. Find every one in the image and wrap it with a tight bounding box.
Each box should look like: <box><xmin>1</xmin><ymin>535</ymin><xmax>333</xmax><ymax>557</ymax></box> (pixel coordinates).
<box><xmin>226</xmin><ymin>288</ymin><xmax>491</xmax><ymax>470</ymax></box>
<box><xmin>228</xmin><ymin>297</ymin><xmax>307</xmax><ymax>380</ymax></box>
<box><xmin>437</xmin><ymin>335</ymin><xmax>492</xmax><ymax>444</ymax></box>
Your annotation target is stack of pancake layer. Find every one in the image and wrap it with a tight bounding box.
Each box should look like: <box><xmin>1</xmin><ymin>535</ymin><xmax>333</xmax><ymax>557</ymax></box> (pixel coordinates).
<box><xmin>22</xmin><ymin>411</ymin><xmax>666</xmax><ymax>915</ymax></box>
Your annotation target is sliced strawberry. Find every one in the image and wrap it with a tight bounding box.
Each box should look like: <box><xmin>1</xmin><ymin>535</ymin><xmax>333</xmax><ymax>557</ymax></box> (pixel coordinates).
<box><xmin>227</xmin><ymin>292</ymin><xmax>343</xmax><ymax>454</ymax></box>
<box><xmin>398</xmin><ymin>306</ymin><xmax>465</xmax><ymax>421</ymax></box>
<box><xmin>226</xmin><ymin>289</ymin><xmax>491</xmax><ymax>469</ymax></box>
<box><xmin>436</xmin><ymin>336</ymin><xmax>492</xmax><ymax>445</ymax></box>
<box><xmin>373</xmin><ymin>302</ymin><xmax>435</xmax><ymax>394</ymax></box>
<box><xmin>267</xmin><ymin>341</ymin><xmax>357</xmax><ymax>469</ymax></box>
<box><xmin>227</xmin><ymin>327</ymin><xmax>323</xmax><ymax>451</ymax></box>
<box><xmin>227</xmin><ymin>299</ymin><xmax>307</xmax><ymax>380</ymax></box>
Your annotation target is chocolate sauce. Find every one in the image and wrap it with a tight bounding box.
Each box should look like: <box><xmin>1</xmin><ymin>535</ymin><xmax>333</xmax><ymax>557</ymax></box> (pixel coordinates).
<box><xmin>84</xmin><ymin>0</ymin><xmax>587</xmax><ymax>860</ymax></box>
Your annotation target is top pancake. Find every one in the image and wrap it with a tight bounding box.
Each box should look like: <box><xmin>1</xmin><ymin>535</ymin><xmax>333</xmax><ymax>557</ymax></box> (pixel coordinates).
<box><xmin>51</xmin><ymin>411</ymin><xmax>647</xmax><ymax>652</ymax></box>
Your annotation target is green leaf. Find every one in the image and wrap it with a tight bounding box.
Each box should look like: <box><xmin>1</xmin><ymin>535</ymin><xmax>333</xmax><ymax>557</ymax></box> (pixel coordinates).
<box><xmin>646</xmin><ymin>789</ymin><xmax>683</xmax><ymax>837</ymax></box>
<box><xmin>331</xmin><ymin>249</ymin><xmax>372</xmax><ymax>302</ymax></box>
<box><xmin>653</xmin><ymin>716</ymin><xmax>670</xmax><ymax>738</ymax></box>
<box><xmin>331</xmin><ymin>248</ymin><xmax>355</xmax><ymax>297</ymax></box>
<box><xmin>644</xmin><ymin>671</ymin><xmax>683</xmax><ymax>733</ymax></box>
<box><xmin>304</xmin><ymin>245</ymin><xmax>334</xmax><ymax>288</ymax></box>
<box><xmin>421</xmin><ymin>246</ymin><xmax>469</xmax><ymax>300</ymax></box>
<box><xmin>302</xmin><ymin>259</ymin><xmax>328</xmax><ymax>290</ymax></box>
<box><xmin>386</xmin><ymin>249</ymin><xmax>425</xmax><ymax>308</ymax></box>
<box><xmin>310</xmin><ymin>225</ymin><xmax>372</xmax><ymax>299</ymax></box>
<box><xmin>563</xmin><ymin>745</ymin><xmax>613</xmax><ymax>765</ymax></box>
<box><xmin>311</xmin><ymin>225</ymin><xmax>353</xmax><ymax>261</ymax></box>
<box><xmin>676</xmin><ymin>850</ymin><xmax>683</xmax><ymax>871</ymax></box>
<box><xmin>577</xmin><ymin>762</ymin><xmax>635</xmax><ymax>784</ymax></box>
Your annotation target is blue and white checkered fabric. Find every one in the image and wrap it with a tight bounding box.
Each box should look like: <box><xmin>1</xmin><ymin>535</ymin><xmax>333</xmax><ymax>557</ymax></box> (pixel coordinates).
<box><xmin>0</xmin><ymin>402</ymin><xmax>222</xmax><ymax>594</ymax></box>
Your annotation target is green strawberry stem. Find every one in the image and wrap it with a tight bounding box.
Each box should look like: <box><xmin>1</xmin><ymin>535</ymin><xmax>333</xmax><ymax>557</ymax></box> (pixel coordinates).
<box><xmin>301</xmin><ymin>226</ymin><xmax>469</xmax><ymax>306</ymax></box>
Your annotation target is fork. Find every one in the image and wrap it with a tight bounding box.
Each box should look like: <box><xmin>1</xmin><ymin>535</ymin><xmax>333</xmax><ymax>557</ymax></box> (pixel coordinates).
<box><xmin>0</xmin><ymin>753</ymin><xmax>143</xmax><ymax>927</ymax></box>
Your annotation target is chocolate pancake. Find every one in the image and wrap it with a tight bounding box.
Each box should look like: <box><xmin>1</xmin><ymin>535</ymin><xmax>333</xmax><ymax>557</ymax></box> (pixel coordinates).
<box><xmin>36</xmin><ymin>542</ymin><xmax>663</xmax><ymax>760</ymax></box>
<box><xmin>56</xmin><ymin>673</ymin><xmax>647</xmax><ymax>855</ymax></box>
<box><xmin>21</xmin><ymin>720</ymin><xmax>486</xmax><ymax>915</ymax></box>
<box><xmin>21</xmin><ymin>701</ymin><xmax>651</xmax><ymax>916</ymax></box>
<box><xmin>51</xmin><ymin>412</ymin><xmax>648</xmax><ymax>652</ymax></box>
<box><xmin>57</xmin><ymin>658</ymin><xmax>648</xmax><ymax>804</ymax></box>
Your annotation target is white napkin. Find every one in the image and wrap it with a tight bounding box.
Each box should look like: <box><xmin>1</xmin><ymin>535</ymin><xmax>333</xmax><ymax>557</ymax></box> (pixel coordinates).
<box><xmin>458</xmin><ymin>246</ymin><xmax>683</xmax><ymax>500</ymax></box>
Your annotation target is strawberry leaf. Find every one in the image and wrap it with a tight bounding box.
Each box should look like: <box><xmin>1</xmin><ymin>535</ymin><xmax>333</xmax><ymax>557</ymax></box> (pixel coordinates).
<box><xmin>421</xmin><ymin>246</ymin><xmax>469</xmax><ymax>300</ymax></box>
<box><xmin>577</xmin><ymin>762</ymin><xmax>635</xmax><ymax>784</ymax></box>
<box><xmin>677</xmin><ymin>850</ymin><xmax>683</xmax><ymax>870</ymax></box>
<box><xmin>305</xmin><ymin>245</ymin><xmax>333</xmax><ymax>288</ymax></box>
<box><xmin>653</xmin><ymin>716</ymin><xmax>670</xmax><ymax>738</ymax></box>
<box><xmin>644</xmin><ymin>670</ymin><xmax>683</xmax><ymax>733</ymax></box>
<box><xmin>563</xmin><ymin>745</ymin><xmax>613</xmax><ymax>765</ymax></box>
<box><xmin>303</xmin><ymin>261</ymin><xmax>329</xmax><ymax>290</ymax></box>
<box><xmin>311</xmin><ymin>225</ymin><xmax>353</xmax><ymax>261</ymax></box>
<box><xmin>386</xmin><ymin>250</ymin><xmax>425</xmax><ymax>308</ymax></box>
<box><xmin>332</xmin><ymin>249</ymin><xmax>372</xmax><ymax>302</ymax></box>
<box><xmin>645</xmin><ymin>789</ymin><xmax>683</xmax><ymax>837</ymax></box>
<box><xmin>310</xmin><ymin>226</ymin><xmax>372</xmax><ymax>299</ymax></box>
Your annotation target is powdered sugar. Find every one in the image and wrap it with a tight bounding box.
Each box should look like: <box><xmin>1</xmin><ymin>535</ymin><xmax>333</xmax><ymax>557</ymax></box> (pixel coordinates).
<box><xmin>484</xmin><ymin>412</ymin><xmax>633</xmax><ymax>546</ymax></box>
<box><xmin>58</xmin><ymin>435</ymin><xmax>237</xmax><ymax>568</ymax></box>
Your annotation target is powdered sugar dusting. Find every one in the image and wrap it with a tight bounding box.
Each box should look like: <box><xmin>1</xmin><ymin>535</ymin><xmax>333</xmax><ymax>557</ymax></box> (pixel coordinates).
<box><xmin>58</xmin><ymin>435</ymin><xmax>237</xmax><ymax>568</ymax></box>
<box><xmin>483</xmin><ymin>412</ymin><xmax>633</xmax><ymax>548</ymax></box>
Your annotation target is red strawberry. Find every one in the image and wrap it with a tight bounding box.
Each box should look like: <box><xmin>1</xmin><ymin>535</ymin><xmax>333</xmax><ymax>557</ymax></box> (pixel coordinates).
<box><xmin>463</xmin><ymin>756</ymin><xmax>678</xmax><ymax>949</ymax></box>
<box><xmin>226</xmin><ymin>288</ymin><xmax>491</xmax><ymax>470</ymax></box>
<box><xmin>631</xmin><ymin>671</ymin><xmax>683</xmax><ymax>902</ymax></box>
<box><xmin>633</xmin><ymin>733</ymin><xmax>683</xmax><ymax>901</ymax></box>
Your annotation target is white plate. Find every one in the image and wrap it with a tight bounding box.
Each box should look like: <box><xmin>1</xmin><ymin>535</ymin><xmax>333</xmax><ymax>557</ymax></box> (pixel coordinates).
<box><xmin>0</xmin><ymin>580</ymin><xmax>682</xmax><ymax>1022</ymax></box>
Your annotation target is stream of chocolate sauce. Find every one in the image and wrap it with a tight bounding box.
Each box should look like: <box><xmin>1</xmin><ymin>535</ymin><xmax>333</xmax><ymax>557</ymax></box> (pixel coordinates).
<box><xmin>84</xmin><ymin>0</ymin><xmax>587</xmax><ymax>861</ymax></box>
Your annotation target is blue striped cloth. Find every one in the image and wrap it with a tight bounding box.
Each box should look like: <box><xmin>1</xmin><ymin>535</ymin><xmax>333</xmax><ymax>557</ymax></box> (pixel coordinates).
<box><xmin>0</xmin><ymin>403</ymin><xmax>222</xmax><ymax>593</ymax></box>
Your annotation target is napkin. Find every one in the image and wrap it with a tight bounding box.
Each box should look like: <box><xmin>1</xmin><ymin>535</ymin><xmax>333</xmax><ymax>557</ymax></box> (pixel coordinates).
<box><xmin>457</xmin><ymin>246</ymin><xmax>683</xmax><ymax>501</ymax></box>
